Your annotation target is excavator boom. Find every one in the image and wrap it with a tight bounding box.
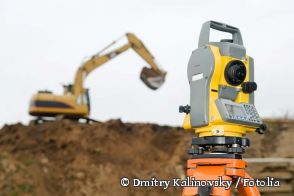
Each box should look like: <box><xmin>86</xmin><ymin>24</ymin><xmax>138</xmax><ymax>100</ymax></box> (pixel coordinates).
<box><xmin>73</xmin><ymin>33</ymin><xmax>166</xmax><ymax>96</ymax></box>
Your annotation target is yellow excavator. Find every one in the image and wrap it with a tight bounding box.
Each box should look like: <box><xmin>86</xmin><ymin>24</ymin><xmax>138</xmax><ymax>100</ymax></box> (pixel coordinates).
<box><xmin>29</xmin><ymin>33</ymin><xmax>167</xmax><ymax>122</ymax></box>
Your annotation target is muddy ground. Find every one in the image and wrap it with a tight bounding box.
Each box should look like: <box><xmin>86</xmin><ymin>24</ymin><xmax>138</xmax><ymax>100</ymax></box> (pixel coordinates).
<box><xmin>0</xmin><ymin>119</ymin><xmax>293</xmax><ymax>195</ymax></box>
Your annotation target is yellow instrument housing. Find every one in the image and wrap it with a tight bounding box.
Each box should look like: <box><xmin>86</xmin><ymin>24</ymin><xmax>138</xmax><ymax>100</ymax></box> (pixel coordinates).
<box><xmin>183</xmin><ymin>45</ymin><xmax>257</xmax><ymax>137</ymax></box>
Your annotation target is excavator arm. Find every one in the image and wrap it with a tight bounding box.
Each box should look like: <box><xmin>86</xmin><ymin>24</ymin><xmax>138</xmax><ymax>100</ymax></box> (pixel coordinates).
<box><xmin>127</xmin><ymin>33</ymin><xmax>160</xmax><ymax>72</ymax></box>
<box><xmin>72</xmin><ymin>33</ymin><xmax>166</xmax><ymax>96</ymax></box>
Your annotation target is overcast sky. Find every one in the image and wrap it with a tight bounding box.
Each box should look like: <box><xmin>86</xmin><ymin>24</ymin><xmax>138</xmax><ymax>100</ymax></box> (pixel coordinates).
<box><xmin>1</xmin><ymin>0</ymin><xmax>294</xmax><ymax>127</ymax></box>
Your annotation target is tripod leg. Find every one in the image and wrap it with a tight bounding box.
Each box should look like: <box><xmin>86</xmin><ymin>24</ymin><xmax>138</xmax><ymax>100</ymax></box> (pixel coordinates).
<box><xmin>182</xmin><ymin>164</ymin><xmax>233</xmax><ymax>196</ymax></box>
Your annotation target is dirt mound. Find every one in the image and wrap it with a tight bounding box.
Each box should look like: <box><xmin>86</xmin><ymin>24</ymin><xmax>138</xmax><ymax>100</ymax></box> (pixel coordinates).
<box><xmin>245</xmin><ymin>120</ymin><xmax>294</xmax><ymax>158</ymax></box>
<box><xmin>0</xmin><ymin>119</ymin><xmax>293</xmax><ymax>195</ymax></box>
<box><xmin>0</xmin><ymin>120</ymin><xmax>191</xmax><ymax>196</ymax></box>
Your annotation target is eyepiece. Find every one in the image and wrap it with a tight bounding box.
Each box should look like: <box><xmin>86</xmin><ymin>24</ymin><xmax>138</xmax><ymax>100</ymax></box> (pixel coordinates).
<box><xmin>224</xmin><ymin>60</ymin><xmax>246</xmax><ymax>86</ymax></box>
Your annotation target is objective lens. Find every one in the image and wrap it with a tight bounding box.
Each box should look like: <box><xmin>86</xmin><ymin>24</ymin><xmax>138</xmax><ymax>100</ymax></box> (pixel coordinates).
<box><xmin>224</xmin><ymin>60</ymin><xmax>246</xmax><ymax>86</ymax></box>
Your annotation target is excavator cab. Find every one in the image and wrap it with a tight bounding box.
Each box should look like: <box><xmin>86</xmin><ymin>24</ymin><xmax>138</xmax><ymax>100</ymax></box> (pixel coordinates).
<box><xmin>140</xmin><ymin>67</ymin><xmax>166</xmax><ymax>90</ymax></box>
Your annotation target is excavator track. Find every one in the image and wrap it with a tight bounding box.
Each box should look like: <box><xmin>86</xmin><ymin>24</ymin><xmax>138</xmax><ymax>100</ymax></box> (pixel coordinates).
<box><xmin>29</xmin><ymin>116</ymin><xmax>100</xmax><ymax>125</ymax></box>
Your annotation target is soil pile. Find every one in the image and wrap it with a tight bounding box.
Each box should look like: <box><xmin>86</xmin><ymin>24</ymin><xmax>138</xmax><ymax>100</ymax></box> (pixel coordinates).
<box><xmin>0</xmin><ymin>119</ymin><xmax>293</xmax><ymax>195</ymax></box>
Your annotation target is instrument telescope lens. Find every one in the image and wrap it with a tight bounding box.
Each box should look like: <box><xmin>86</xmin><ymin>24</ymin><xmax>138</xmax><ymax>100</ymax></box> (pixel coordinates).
<box><xmin>225</xmin><ymin>60</ymin><xmax>246</xmax><ymax>86</ymax></box>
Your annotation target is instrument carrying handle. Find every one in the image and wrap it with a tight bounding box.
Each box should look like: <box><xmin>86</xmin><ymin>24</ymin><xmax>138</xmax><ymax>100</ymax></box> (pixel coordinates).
<box><xmin>198</xmin><ymin>20</ymin><xmax>243</xmax><ymax>47</ymax></box>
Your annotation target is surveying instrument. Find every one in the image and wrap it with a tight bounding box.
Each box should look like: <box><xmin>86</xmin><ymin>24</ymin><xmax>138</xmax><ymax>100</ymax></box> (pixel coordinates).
<box><xmin>180</xmin><ymin>21</ymin><xmax>266</xmax><ymax>196</ymax></box>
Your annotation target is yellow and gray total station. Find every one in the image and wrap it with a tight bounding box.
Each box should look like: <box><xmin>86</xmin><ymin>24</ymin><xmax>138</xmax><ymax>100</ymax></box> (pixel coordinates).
<box><xmin>179</xmin><ymin>21</ymin><xmax>266</xmax><ymax>196</ymax></box>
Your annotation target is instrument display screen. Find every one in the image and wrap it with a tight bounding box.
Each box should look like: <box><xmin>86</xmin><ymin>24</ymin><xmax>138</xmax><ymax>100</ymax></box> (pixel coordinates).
<box><xmin>225</xmin><ymin>104</ymin><xmax>245</xmax><ymax>116</ymax></box>
<box><xmin>216</xmin><ymin>98</ymin><xmax>262</xmax><ymax>127</ymax></box>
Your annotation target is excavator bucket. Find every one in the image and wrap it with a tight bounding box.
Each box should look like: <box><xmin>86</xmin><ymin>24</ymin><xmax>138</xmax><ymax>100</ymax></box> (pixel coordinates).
<box><xmin>140</xmin><ymin>67</ymin><xmax>166</xmax><ymax>90</ymax></box>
